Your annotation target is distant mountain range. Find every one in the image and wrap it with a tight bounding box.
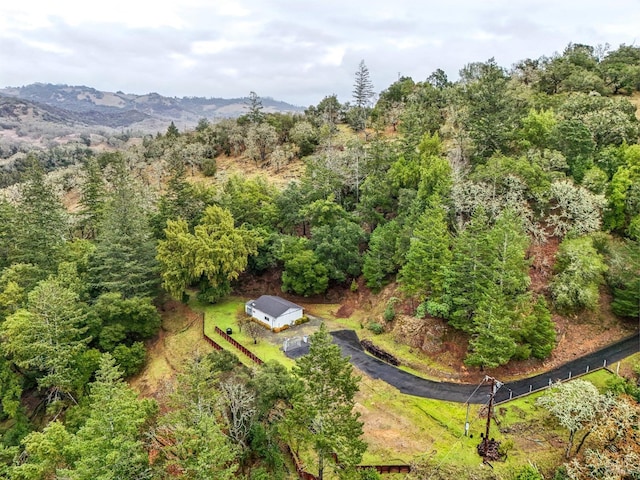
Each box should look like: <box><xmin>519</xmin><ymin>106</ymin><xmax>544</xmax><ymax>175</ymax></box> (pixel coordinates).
<box><xmin>0</xmin><ymin>83</ymin><xmax>304</xmax><ymax>137</ymax></box>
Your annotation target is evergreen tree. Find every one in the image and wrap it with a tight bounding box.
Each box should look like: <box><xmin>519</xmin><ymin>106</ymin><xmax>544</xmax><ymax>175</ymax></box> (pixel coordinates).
<box><xmin>282</xmin><ymin>324</ymin><xmax>366</xmax><ymax>480</ymax></box>
<box><xmin>398</xmin><ymin>199</ymin><xmax>451</xmax><ymax>300</ymax></box>
<box><xmin>77</xmin><ymin>157</ymin><xmax>106</xmax><ymax>240</ymax></box>
<box><xmin>520</xmin><ymin>296</ymin><xmax>556</xmax><ymax>359</ymax></box>
<box><xmin>608</xmin><ymin>238</ymin><xmax>640</xmax><ymax>319</ymax></box>
<box><xmin>246</xmin><ymin>91</ymin><xmax>265</xmax><ymax>124</ymax></box>
<box><xmin>446</xmin><ymin>207</ymin><xmax>492</xmax><ymax>331</ymax></box>
<box><xmin>352</xmin><ymin>60</ymin><xmax>375</xmax><ymax>131</ymax></box>
<box><xmin>362</xmin><ymin>220</ymin><xmax>400</xmax><ymax>292</ymax></box>
<box><xmin>12</xmin><ymin>159</ymin><xmax>67</xmax><ymax>274</ymax></box>
<box><xmin>87</xmin><ymin>159</ymin><xmax>159</xmax><ymax>299</ymax></box>
<box><xmin>0</xmin><ymin>280</ymin><xmax>89</xmax><ymax>401</ymax></box>
<box><xmin>465</xmin><ymin>290</ymin><xmax>517</xmax><ymax>368</ymax></box>
<box><xmin>61</xmin><ymin>354</ymin><xmax>157</xmax><ymax>479</ymax></box>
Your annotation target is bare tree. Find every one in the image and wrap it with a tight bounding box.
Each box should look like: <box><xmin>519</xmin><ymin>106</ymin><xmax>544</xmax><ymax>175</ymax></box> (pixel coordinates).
<box><xmin>244</xmin><ymin>319</ymin><xmax>266</xmax><ymax>344</ymax></box>
<box><xmin>219</xmin><ymin>380</ymin><xmax>257</xmax><ymax>450</ymax></box>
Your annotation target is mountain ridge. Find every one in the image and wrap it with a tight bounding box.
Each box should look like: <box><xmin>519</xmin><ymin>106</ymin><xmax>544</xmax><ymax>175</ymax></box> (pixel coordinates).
<box><xmin>0</xmin><ymin>82</ymin><xmax>303</xmax><ymax>130</ymax></box>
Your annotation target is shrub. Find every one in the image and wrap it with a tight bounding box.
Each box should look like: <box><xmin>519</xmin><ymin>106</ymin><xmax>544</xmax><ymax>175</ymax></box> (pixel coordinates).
<box><xmin>383</xmin><ymin>304</ymin><xmax>395</xmax><ymax>322</ymax></box>
<box><xmin>112</xmin><ymin>342</ymin><xmax>146</xmax><ymax>377</ymax></box>
<box><xmin>201</xmin><ymin>157</ymin><xmax>217</xmax><ymax>176</ymax></box>
<box><xmin>425</xmin><ymin>300</ymin><xmax>449</xmax><ymax>318</ymax></box>
<box><xmin>368</xmin><ymin>322</ymin><xmax>384</xmax><ymax>334</ymax></box>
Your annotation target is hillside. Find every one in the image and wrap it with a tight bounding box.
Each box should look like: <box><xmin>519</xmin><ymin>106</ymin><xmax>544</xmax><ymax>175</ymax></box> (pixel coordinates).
<box><xmin>0</xmin><ymin>82</ymin><xmax>303</xmax><ymax>129</ymax></box>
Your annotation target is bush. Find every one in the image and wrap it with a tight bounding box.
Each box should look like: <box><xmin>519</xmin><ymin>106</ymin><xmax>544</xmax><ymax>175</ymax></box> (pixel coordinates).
<box><xmin>415</xmin><ymin>302</ymin><xmax>427</xmax><ymax>319</ymax></box>
<box><xmin>383</xmin><ymin>304</ymin><xmax>395</xmax><ymax>322</ymax></box>
<box><xmin>201</xmin><ymin>157</ymin><xmax>217</xmax><ymax>176</ymax></box>
<box><xmin>294</xmin><ymin>315</ymin><xmax>310</xmax><ymax>326</ymax></box>
<box><xmin>368</xmin><ymin>322</ymin><xmax>384</xmax><ymax>334</ymax></box>
<box><xmin>512</xmin><ymin>463</ymin><xmax>543</xmax><ymax>480</ymax></box>
<box><xmin>112</xmin><ymin>342</ymin><xmax>146</xmax><ymax>377</ymax></box>
<box><xmin>425</xmin><ymin>300</ymin><xmax>449</xmax><ymax>318</ymax></box>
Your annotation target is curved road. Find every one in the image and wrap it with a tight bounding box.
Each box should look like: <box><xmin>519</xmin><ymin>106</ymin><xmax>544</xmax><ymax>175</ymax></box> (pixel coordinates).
<box><xmin>287</xmin><ymin>330</ymin><xmax>639</xmax><ymax>404</ymax></box>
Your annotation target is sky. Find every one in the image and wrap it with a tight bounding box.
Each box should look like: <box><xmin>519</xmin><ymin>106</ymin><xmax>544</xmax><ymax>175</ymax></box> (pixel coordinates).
<box><xmin>1</xmin><ymin>0</ymin><xmax>639</xmax><ymax>107</ymax></box>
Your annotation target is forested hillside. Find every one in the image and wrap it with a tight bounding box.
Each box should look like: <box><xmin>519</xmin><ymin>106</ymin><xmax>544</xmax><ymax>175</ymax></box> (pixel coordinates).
<box><xmin>1</xmin><ymin>42</ymin><xmax>640</xmax><ymax>479</ymax></box>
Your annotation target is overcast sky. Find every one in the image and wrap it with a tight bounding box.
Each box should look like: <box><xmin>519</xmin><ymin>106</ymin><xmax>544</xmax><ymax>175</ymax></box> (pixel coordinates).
<box><xmin>1</xmin><ymin>0</ymin><xmax>639</xmax><ymax>106</ymax></box>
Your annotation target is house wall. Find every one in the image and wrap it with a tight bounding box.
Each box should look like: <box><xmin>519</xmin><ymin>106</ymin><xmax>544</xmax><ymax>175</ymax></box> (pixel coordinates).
<box><xmin>247</xmin><ymin>306</ymin><xmax>303</xmax><ymax>331</ymax></box>
<box><xmin>248</xmin><ymin>308</ymin><xmax>274</xmax><ymax>329</ymax></box>
<box><xmin>275</xmin><ymin>308</ymin><xmax>303</xmax><ymax>328</ymax></box>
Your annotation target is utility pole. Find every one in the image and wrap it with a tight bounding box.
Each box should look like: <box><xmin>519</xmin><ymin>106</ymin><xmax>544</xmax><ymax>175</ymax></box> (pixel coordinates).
<box><xmin>478</xmin><ymin>376</ymin><xmax>503</xmax><ymax>462</ymax></box>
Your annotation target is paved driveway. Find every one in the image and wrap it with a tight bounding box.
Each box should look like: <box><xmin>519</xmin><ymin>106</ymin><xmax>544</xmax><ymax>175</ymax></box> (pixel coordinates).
<box><xmin>327</xmin><ymin>330</ymin><xmax>639</xmax><ymax>404</ymax></box>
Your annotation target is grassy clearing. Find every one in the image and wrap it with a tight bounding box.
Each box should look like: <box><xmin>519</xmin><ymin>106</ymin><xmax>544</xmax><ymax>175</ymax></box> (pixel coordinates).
<box><xmin>131</xmin><ymin>300</ymin><xmax>211</xmax><ymax>397</ymax></box>
<box><xmin>186</xmin><ymin>295</ymin><xmax>637</xmax><ymax>477</ymax></box>
<box><xmin>195</xmin><ymin>296</ymin><xmax>296</xmax><ymax>368</ymax></box>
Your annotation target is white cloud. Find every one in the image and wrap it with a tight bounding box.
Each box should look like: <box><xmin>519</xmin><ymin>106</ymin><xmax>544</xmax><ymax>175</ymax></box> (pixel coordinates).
<box><xmin>1</xmin><ymin>0</ymin><xmax>639</xmax><ymax>106</ymax></box>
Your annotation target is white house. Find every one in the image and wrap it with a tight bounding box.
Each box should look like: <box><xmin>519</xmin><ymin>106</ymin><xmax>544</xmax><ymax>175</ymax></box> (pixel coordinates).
<box><xmin>245</xmin><ymin>295</ymin><xmax>303</xmax><ymax>332</ymax></box>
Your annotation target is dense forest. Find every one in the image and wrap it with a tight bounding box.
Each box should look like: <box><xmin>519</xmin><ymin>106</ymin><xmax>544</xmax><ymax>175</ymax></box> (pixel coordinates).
<box><xmin>1</xmin><ymin>42</ymin><xmax>640</xmax><ymax>479</ymax></box>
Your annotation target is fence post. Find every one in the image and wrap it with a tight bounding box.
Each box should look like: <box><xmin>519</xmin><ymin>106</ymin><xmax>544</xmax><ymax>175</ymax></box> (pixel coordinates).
<box><xmin>617</xmin><ymin>362</ymin><xmax>621</xmax><ymax>375</ymax></box>
<box><xmin>603</xmin><ymin>359</ymin><xmax>607</xmax><ymax>368</ymax></box>
<box><xmin>586</xmin><ymin>365</ymin><xmax>589</xmax><ymax>373</ymax></box>
<box><xmin>529</xmin><ymin>385</ymin><xmax>532</xmax><ymax>393</ymax></box>
<box><xmin>568</xmin><ymin>371</ymin><xmax>571</xmax><ymax>379</ymax></box>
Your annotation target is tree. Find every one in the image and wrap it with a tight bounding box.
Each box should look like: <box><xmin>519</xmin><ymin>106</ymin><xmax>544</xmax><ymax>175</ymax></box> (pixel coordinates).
<box><xmin>607</xmin><ymin>238</ymin><xmax>640</xmax><ymax>320</ymax></box>
<box><xmin>281</xmin><ymin>248</ymin><xmax>329</xmax><ymax>297</ymax></box>
<box><xmin>61</xmin><ymin>354</ymin><xmax>157</xmax><ymax>479</ymax></box>
<box><xmin>246</xmin><ymin>91</ymin><xmax>265</xmax><ymax>124</ymax></box>
<box><xmin>282</xmin><ymin>324</ymin><xmax>366</xmax><ymax>480</ymax></box>
<box><xmin>446</xmin><ymin>207</ymin><xmax>492</xmax><ymax>331</ymax></box>
<box><xmin>166</xmin><ymin>121</ymin><xmax>180</xmax><ymax>138</ymax></box>
<box><xmin>458</xmin><ymin>58</ymin><xmax>520</xmax><ymax>162</ymax></box>
<box><xmin>157</xmin><ymin>205</ymin><xmax>262</xmax><ymax>302</ymax></box>
<box><xmin>536</xmin><ymin>379</ymin><xmax>614</xmax><ymax>459</ymax></box>
<box><xmin>519</xmin><ymin>296</ymin><xmax>556</xmax><ymax>359</ymax></box>
<box><xmin>12</xmin><ymin>159</ymin><xmax>67</xmax><ymax>274</ymax></box>
<box><xmin>246</xmin><ymin>123</ymin><xmax>278</xmax><ymax>167</ymax></box>
<box><xmin>87</xmin><ymin>158</ymin><xmax>159</xmax><ymax>299</ymax></box>
<box><xmin>89</xmin><ymin>293</ymin><xmax>161</xmax><ymax>351</ymax></box>
<box><xmin>465</xmin><ymin>290</ymin><xmax>517</xmax><ymax>368</ymax></box>
<box><xmin>398</xmin><ymin>199</ymin><xmax>451</xmax><ymax>300</ymax></box>
<box><xmin>151</xmin><ymin>152</ymin><xmax>213</xmax><ymax>239</ymax></box>
<box><xmin>311</xmin><ymin>218</ymin><xmax>365</xmax><ymax>283</ymax></box>
<box><xmin>76</xmin><ymin>157</ymin><xmax>106</xmax><ymax>239</ymax></box>
<box><xmin>8</xmin><ymin>420</ymin><xmax>73</xmax><ymax>479</ymax></box>
<box><xmin>550</xmin><ymin>236</ymin><xmax>607</xmax><ymax>313</ymax></box>
<box><xmin>0</xmin><ymin>280</ymin><xmax>89</xmax><ymax>401</ymax></box>
<box><xmin>565</xmin><ymin>396</ymin><xmax>640</xmax><ymax>479</ymax></box>
<box><xmin>352</xmin><ymin>60</ymin><xmax>375</xmax><ymax>131</ymax></box>
<box><xmin>599</xmin><ymin>44</ymin><xmax>640</xmax><ymax>94</ymax></box>
<box><xmin>153</xmin><ymin>353</ymin><xmax>238</xmax><ymax>479</ymax></box>
<box><xmin>243</xmin><ymin>320</ymin><xmax>266</xmax><ymax>345</ymax></box>
<box><xmin>362</xmin><ymin>221</ymin><xmax>400</xmax><ymax>292</ymax></box>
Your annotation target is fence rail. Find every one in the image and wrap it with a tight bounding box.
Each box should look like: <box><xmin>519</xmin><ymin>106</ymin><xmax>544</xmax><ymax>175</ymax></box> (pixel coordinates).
<box><xmin>215</xmin><ymin>326</ymin><xmax>264</xmax><ymax>365</ymax></box>
<box><xmin>200</xmin><ymin>312</ymin><xmax>223</xmax><ymax>351</ymax></box>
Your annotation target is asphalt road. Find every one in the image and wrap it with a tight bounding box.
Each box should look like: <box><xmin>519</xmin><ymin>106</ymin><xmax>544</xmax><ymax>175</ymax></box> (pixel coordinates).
<box><xmin>325</xmin><ymin>330</ymin><xmax>640</xmax><ymax>404</ymax></box>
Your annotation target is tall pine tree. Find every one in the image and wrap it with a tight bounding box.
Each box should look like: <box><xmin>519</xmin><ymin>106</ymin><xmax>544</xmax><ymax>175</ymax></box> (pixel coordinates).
<box><xmin>87</xmin><ymin>157</ymin><xmax>159</xmax><ymax>299</ymax></box>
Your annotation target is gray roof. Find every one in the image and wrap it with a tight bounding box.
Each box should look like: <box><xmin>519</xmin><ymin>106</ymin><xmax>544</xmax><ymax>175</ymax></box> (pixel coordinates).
<box><xmin>248</xmin><ymin>295</ymin><xmax>302</xmax><ymax>318</ymax></box>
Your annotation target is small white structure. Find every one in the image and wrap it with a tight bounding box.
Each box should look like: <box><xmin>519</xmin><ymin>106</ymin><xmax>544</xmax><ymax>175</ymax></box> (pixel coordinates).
<box><xmin>245</xmin><ymin>295</ymin><xmax>303</xmax><ymax>332</ymax></box>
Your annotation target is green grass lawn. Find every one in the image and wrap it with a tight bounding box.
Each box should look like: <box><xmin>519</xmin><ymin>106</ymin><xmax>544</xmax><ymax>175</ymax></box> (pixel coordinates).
<box><xmin>190</xmin><ymin>295</ymin><xmax>638</xmax><ymax>477</ymax></box>
<box><xmin>194</xmin><ymin>296</ymin><xmax>296</xmax><ymax>368</ymax></box>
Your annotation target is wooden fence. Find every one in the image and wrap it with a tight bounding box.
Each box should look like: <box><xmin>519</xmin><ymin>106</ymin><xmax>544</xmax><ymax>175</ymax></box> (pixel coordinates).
<box><xmin>200</xmin><ymin>312</ymin><xmax>223</xmax><ymax>351</ymax></box>
<box><xmin>214</xmin><ymin>326</ymin><xmax>264</xmax><ymax>365</ymax></box>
